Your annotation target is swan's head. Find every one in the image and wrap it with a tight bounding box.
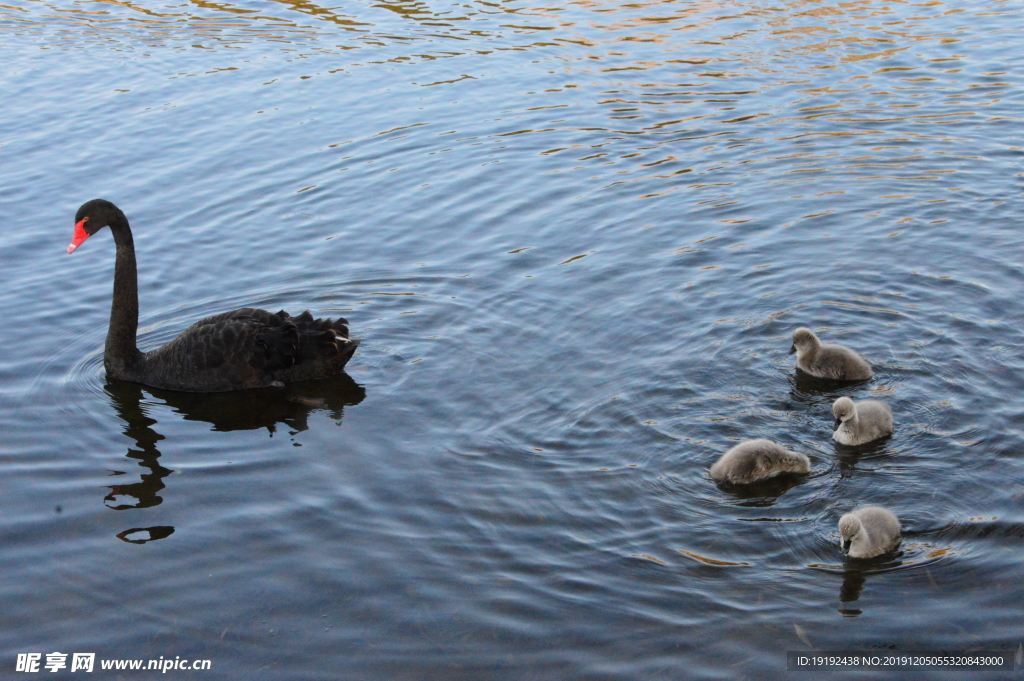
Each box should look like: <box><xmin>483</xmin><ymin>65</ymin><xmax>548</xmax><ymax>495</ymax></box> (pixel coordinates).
<box><xmin>832</xmin><ymin>397</ymin><xmax>855</xmax><ymax>431</ymax></box>
<box><xmin>789</xmin><ymin>327</ymin><xmax>819</xmax><ymax>356</ymax></box>
<box><xmin>68</xmin><ymin>199</ymin><xmax>123</xmax><ymax>254</ymax></box>
<box><xmin>838</xmin><ymin>514</ymin><xmax>862</xmax><ymax>555</ymax></box>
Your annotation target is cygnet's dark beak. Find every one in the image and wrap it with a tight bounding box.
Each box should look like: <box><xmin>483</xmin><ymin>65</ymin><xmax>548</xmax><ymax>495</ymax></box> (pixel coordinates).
<box><xmin>788</xmin><ymin>344</ymin><xmax>796</xmax><ymax>355</ymax></box>
<box><xmin>842</xmin><ymin>539</ymin><xmax>851</xmax><ymax>555</ymax></box>
<box><xmin>833</xmin><ymin>418</ymin><xmax>842</xmax><ymax>432</ymax></box>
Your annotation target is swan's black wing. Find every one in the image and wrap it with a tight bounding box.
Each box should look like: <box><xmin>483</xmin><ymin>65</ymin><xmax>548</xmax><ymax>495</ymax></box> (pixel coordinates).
<box><xmin>141</xmin><ymin>308</ymin><xmax>358</xmax><ymax>392</ymax></box>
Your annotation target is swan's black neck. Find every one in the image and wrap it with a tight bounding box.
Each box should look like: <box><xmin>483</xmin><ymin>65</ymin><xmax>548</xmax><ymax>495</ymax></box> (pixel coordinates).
<box><xmin>105</xmin><ymin>213</ymin><xmax>142</xmax><ymax>378</ymax></box>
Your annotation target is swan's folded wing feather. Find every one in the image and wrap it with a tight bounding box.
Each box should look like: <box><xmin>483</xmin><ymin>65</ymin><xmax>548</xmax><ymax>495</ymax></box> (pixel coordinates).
<box><xmin>143</xmin><ymin>308</ymin><xmax>357</xmax><ymax>391</ymax></box>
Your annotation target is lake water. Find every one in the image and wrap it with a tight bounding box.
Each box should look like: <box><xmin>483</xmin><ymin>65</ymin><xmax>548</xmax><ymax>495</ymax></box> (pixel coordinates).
<box><xmin>2</xmin><ymin>0</ymin><xmax>1023</xmax><ymax>677</ymax></box>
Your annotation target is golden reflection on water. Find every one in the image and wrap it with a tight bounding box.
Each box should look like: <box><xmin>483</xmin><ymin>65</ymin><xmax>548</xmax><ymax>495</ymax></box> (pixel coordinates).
<box><xmin>3</xmin><ymin>0</ymin><xmax>1017</xmax><ymax>227</ymax></box>
<box><xmin>678</xmin><ymin>549</ymin><xmax>751</xmax><ymax>566</ymax></box>
<box><xmin>8</xmin><ymin>0</ymin><xmax>1017</xmax><ymax>201</ymax></box>
<box><xmin>5</xmin><ymin>0</ymin><xmax>1002</xmax><ymax>66</ymax></box>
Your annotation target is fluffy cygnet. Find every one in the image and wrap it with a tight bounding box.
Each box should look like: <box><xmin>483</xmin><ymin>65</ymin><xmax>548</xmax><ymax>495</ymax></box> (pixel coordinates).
<box><xmin>832</xmin><ymin>397</ymin><xmax>893</xmax><ymax>445</ymax></box>
<box><xmin>709</xmin><ymin>439</ymin><xmax>810</xmax><ymax>485</ymax></box>
<box><xmin>838</xmin><ymin>506</ymin><xmax>901</xmax><ymax>558</ymax></box>
<box><xmin>789</xmin><ymin>327</ymin><xmax>873</xmax><ymax>381</ymax></box>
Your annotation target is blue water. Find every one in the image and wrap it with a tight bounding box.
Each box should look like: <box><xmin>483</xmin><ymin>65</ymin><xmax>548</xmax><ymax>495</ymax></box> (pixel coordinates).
<box><xmin>2</xmin><ymin>0</ymin><xmax>1023</xmax><ymax>677</ymax></box>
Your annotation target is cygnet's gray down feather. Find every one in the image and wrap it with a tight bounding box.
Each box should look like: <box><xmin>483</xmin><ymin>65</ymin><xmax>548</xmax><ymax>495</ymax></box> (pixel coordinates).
<box><xmin>832</xmin><ymin>397</ymin><xmax>893</xmax><ymax>445</ymax></box>
<box><xmin>790</xmin><ymin>327</ymin><xmax>872</xmax><ymax>381</ymax></box>
<box><xmin>838</xmin><ymin>506</ymin><xmax>901</xmax><ymax>558</ymax></box>
<box><xmin>709</xmin><ymin>439</ymin><xmax>810</xmax><ymax>484</ymax></box>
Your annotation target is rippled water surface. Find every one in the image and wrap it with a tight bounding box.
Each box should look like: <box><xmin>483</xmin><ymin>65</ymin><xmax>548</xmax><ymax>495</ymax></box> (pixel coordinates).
<box><xmin>3</xmin><ymin>0</ymin><xmax>1024</xmax><ymax>677</ymax></box>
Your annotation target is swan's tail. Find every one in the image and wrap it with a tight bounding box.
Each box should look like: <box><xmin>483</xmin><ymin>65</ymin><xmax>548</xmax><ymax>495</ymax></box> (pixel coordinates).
<box><xmin>275</xmin><ymin>310</ymin><xmax>360</xmax><ymax>380</ymax></box>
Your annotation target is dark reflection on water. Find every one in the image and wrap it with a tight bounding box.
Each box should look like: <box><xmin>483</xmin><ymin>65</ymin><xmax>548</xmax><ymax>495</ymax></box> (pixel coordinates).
<box><xmin>111</xmin><ymin>373</ymin><xmax>366</xmax><ymax>434</ymax></box>
<box><xmin>790</xmin><ymin>371</ymin><xmax>873</xmax><ymax>400</ymax></box>
<box><xmin>715</xmin><ymin>473</ymin><xmax>810</xmax><ymax>506</ymax></box>
<box><xmin>838</xmin><ymin>567</ymin><xmax>868</xmax><ymax>616</ymax></box>
<box><xmin>117</xmin><ymin>526</ymin><xmax>176</xmax><ymax>544</ymax></box>
<box><xmin>835</xmin><ymin>555</ymin><xmax>907</xmax><ymax>618</ymax></box>
<box><xmin>102</xmin><ymin>376</ymin><xmax>363</xmax><ymax>535</ymax></box>
<box><xmin>832</xmin><ymin>438</ymin><xmax>897</xmax><ymax>478</ymax></box>
<box><xmin>832</xmin><ymin>552</ymin><xmax>905</xmax><ymax>617</ymax></box>
<box><xmin>104</xmin><ymin>382</ymin><xmax>173</xmax><ymax>512</ymax></box>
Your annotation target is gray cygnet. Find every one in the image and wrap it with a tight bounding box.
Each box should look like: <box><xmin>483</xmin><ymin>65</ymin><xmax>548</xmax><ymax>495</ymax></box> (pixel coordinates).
<box><xmin>709</xmin><ymin>439</ymin><xmax>810</xmax><ymax>485</ymax></box>
<box><xmin>790</xmin><ymin>327</ymin><xmax>872</xmax><ymax>381</ymax></box>
<box><xmin>832</xmin><ymin>397</ymin><xmax>893</xmax><ymax>445</ymax></box>
<box><xmin>838</xmin><ymin>506</ymin><xmax>901</xmax><ymax>558</ymax></box>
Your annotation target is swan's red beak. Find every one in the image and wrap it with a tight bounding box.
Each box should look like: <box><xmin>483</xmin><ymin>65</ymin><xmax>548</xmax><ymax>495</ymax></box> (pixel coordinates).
<box><xmin>68</xmin><ymin>218</ymin><xmax>90</xmax><ymax>254</ymax></box>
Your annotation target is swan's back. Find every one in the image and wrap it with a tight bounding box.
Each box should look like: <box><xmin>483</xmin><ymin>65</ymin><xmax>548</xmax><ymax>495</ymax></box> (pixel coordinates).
<box><xmin>137</xmin><ymin>308</ymin><xmax>358</xmax><ymax>392</ymax></box>
<box><xmin>800</xmin><ymin>343</ymin><xmax>872</xmax><ymax>381</ymax></box>
<box><xmin>709</xmin><ymin>439</ymin><xmax>810</xmax><ymax>485</ymax></box>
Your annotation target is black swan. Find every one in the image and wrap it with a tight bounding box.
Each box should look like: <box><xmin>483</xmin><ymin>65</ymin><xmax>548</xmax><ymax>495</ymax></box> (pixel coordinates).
<box><xmin>68</xmin><ymin>199</ymin><xmax>358</xmax><ymax>392</ymax></box>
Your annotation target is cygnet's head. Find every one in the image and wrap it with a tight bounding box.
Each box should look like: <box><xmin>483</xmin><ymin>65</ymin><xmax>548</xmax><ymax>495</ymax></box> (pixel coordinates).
<box><xmin>832</xmin><ymin>396</ymin><xmax>855</xmax><ymax>431</ymax></box>
<box><xmin>789</xmin><ymin>327</ymin><xmax>819</xmax><ymax>355</ymax></box>
<box><xmin>838</xmin><ymin>514</ymin><xmax>862</xmax><ymax>555</ymax></box>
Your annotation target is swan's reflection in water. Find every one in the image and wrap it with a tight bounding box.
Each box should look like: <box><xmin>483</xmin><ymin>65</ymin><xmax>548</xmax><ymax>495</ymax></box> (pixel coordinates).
<box><xmin>104</xmin><ymin>382</ymin><xmax>171</xmax><ymax>512</ymax></box>
<box><xmin>103</xmin><ymin>374</ymin><xmax>366</xmax><ymax>543</ymax></box>
<box><xmin>715</xmin><ymin>474</ymin><xmax>808</xmax><ymax>507</ymax></box>
<box><xmin>838</xmin><ymin>567</ymin><xmax>867</xmax><ymax>617</ymax></box>
<box><xmin>789</xmin><ymin>371</ymin><xmax>872</xmax><ymax>399</ymax></box>
<box><xmin>117</xmin><ymin>526</ymin><xmax>176</xmax><ymax>544</ymax></box>
<box><xmin>836</xmin><ymin>553</ymin><xmax>904</xmax><ymax>617</ymax></box>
